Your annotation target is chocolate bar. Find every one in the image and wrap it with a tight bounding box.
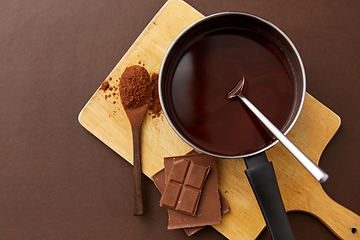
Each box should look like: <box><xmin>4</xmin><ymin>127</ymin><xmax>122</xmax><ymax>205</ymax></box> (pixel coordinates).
<box><xmin>151</xmin><ymin>167</ymin><xmax>230</xmax><ymax>236</ymax></box>
<box><xmin>164</xmin><ymin>154</ymin><xmax>222</xmax><ymax>230</ymax></box>
<box><xmin>160</xmin><ymin>159</ymin><xmax>210</xmax><ymax>216</ymax></box>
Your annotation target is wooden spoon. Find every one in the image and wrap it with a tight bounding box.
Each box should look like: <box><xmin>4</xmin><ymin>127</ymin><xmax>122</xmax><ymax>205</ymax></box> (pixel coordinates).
<box><xmin>119</xmin><ymin>65</ymin><xmax>152</xmax><ymax>216</ymax></box>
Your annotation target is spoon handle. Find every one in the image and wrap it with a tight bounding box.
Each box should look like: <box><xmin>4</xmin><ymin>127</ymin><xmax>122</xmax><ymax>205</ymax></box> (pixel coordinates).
<box><xmin>132</xmin><ymin>124</ymin><xmax>144</xmax><ymax>216</ymax></box>
<box><xmin>239</xmin><ymin>94</ymin><xmax>329</xmax><ymax>183</ymax></box>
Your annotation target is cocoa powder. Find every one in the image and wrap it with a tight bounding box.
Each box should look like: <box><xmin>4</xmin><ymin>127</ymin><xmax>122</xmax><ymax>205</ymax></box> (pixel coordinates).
<box><xmin>149</xmin><ymin>73</ymin><xmax>162</xmax><ymax>118</ymax></box>
<box><xmin>100</xmin><ymin>81</ymin><xmax>109</xmax><ymax>91</ymax></box>
<box><xmin>119</xmin><ymin>65</ymin><xmax>151</xmax><ymax>109</ymax></box>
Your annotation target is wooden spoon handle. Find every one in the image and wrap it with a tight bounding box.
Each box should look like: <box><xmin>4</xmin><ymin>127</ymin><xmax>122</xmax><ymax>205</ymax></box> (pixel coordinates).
<box><xmin>132</xmin><ymin>125</ymin><xmax>144</xmax><ymax>216</ymax></box>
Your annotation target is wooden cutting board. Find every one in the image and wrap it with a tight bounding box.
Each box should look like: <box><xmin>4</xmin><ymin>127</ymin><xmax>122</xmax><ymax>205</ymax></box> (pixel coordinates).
<box><xmin>78</xmin><ymin>1</ymin><xmax>360</xmax><ymax>239</ymax></box>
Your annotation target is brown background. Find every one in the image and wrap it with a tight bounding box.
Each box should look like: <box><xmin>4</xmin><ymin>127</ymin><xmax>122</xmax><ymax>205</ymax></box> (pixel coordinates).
<box><xmin>1</xmin><ymin>0</ymin><xmax>359</xmax><ymax>239</ymax></box>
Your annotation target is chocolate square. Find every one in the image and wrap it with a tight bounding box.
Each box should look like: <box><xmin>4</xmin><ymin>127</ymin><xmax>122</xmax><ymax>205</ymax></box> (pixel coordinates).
<box><xmin>170</xmin><ymin>159</ymin><xmax>190</xmax><ymax>183</ymax></box>
<box><xmin>160</xmin><ymin>182</ymin><xmax>182</xmax><ymax>209</ymax></box>
<box><xmin>176</xmin><ymin>186</ymin><xmax>201</xmax><ymax>215</ymax></box>
<box><xmin>184</xmin><ymin>161</ymin><xmax>209</xmax><ymax>189</ymax></box>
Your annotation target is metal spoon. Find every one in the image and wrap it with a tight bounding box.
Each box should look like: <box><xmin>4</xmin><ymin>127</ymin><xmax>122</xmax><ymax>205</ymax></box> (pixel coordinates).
<box><xmin>227</xmin><ymin>77</ymin><xmax>329</xmax><ymax>183</ymax></box>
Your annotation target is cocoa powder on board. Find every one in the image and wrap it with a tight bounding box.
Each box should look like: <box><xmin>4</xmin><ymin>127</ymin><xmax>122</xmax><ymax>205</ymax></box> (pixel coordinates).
<box><xmin>119</xmin><ymin>65</ymin><xmax>152</xmax><ymax>110</ymax></box>
<box><xmin>100</xmin><ymin>81</ymin><xmax>109</xmax><ymax>91</ymax></box>
<box><xmin>149</xmin><ymin>73</ymin><xmax>162</xmax><ymax>118</ymax></box>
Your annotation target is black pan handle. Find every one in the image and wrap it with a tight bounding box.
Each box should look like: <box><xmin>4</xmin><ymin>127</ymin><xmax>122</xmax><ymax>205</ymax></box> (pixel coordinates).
<box><xmin>244</xmin><ymin>152</ymin><xmax>296</xmax><ymax>240</ymax></box>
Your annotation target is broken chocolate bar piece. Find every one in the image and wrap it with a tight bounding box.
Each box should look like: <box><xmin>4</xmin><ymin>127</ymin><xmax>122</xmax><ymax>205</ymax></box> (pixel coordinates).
<box><xmin>164</xmin><ymin>154</ymin><xmax>221</xmax><ymax>230</ymax></box>
<box><xmin>160</xmin><ymin>159</ymin><xmax>210</xmax><ymax>216</ymax></box>
<box><xmin>151</xmin><ymin>161</ymin><xmax>230</xmax><ymax>236</ymax></box>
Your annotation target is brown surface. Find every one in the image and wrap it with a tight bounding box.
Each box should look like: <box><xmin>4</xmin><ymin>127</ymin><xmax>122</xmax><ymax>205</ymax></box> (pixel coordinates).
<box><xmin>1</xmin><ymin>0</ymin><xmax>360</xmax><ymax>239</ymax></box>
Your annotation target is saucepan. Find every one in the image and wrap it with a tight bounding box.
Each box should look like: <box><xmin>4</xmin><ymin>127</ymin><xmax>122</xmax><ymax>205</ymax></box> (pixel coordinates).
<box><xmin>159</xmin><ymin>12</ymin><xmax>316</xmax><ymax>239</ymax></box>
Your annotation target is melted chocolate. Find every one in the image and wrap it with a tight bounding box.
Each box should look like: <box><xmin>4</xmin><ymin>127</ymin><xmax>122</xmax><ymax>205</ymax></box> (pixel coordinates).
<box><xmin>170</xmin><ymin>29</ymin><xmax>295</xmax><ymax>156</ymax></box>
